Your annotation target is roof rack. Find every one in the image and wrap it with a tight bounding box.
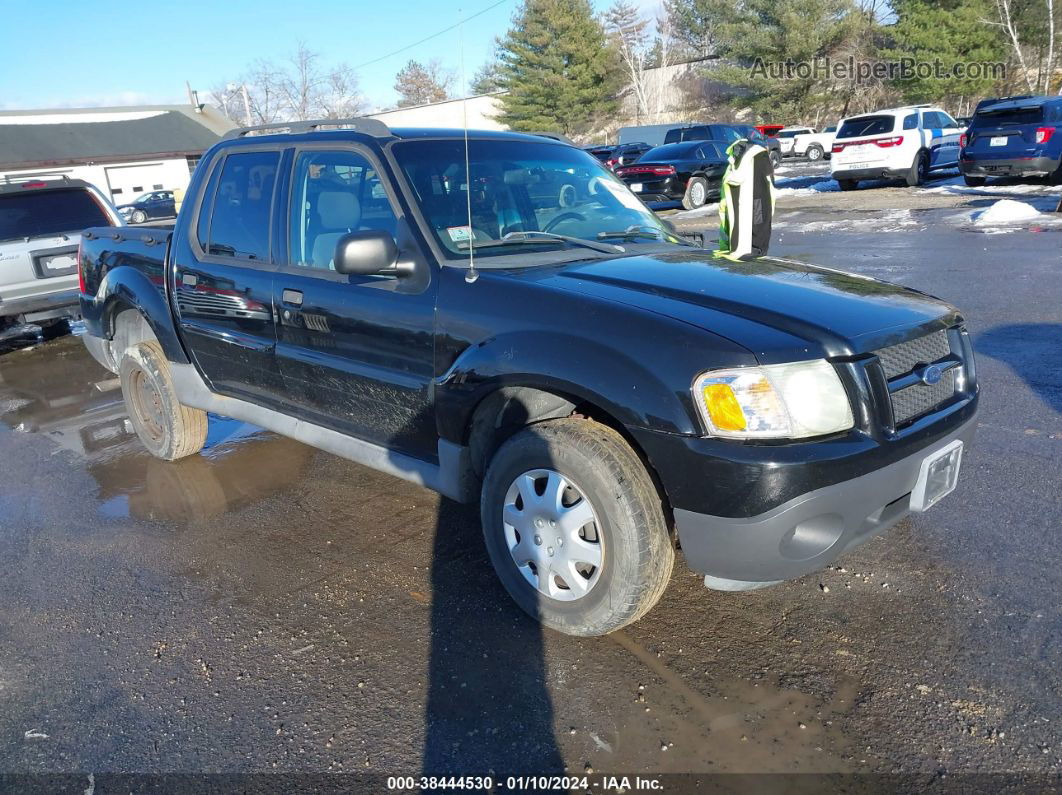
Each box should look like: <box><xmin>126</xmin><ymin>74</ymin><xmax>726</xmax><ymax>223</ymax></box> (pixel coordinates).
<box><xmin>222</xmin><ymin>117</ymin><xmax>392</xmax><ymax>140</ymax></box>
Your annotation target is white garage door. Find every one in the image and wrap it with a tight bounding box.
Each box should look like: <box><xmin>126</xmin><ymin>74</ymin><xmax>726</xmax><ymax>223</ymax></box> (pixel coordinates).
<box><xmin>105</xmin><ymin>163</ymin><xmax>167</xmax><ymax>203</ymax></box>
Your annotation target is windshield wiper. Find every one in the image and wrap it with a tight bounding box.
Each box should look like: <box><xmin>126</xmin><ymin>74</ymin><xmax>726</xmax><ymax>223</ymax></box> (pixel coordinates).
<box><xmin>597</xmin><ymin>225</ymin><xmax>698</xmax><ymax>246</ymax></box>
<box><xmin>464</xmin><ymin>230</ymin><xmax>624</xmax><ymax>255</ymax></box>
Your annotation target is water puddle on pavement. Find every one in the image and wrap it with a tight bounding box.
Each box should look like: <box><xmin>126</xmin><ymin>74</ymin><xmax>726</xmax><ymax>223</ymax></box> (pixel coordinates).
<box><xmin>0</xmin><ymin>335</ymin><xmax>314</xmax><ymax>523</ymax></box>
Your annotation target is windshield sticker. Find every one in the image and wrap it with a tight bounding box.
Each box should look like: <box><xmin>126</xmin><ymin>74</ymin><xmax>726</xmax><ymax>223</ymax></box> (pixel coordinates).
<box><xmin>446</xmin><ymin>225</ymin><xmax>472</xmax><ymax>243</ymax></box>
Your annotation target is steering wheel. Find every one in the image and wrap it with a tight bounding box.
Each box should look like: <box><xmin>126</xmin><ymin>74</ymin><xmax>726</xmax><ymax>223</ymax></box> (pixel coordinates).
<box><xmin>543</xmin><ymin>212</ymin><xmax>586</xmax><ymax>233</ymax></box>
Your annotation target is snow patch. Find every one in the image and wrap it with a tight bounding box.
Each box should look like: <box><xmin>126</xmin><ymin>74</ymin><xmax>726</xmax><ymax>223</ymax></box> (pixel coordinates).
<box><xmin>775</xmin><ymin>179</ymin><xmax>840</xmax><ymax>196</ymax></box>
<box><xmin>974</xmin><ymin>199</ymin><xmax>1044</xmax><ymax>225</ymax></box>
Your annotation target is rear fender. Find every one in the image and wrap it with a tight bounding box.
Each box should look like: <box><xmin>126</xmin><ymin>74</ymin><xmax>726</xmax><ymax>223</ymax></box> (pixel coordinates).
<box><xmin>96</xmin><ymin>265</ymin><xmax>188</xmax><ymax>364</ymax></box>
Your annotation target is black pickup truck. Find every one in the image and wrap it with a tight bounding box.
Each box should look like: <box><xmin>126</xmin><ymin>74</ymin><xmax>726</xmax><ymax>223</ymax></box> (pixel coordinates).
<box><xmin>77</xmin><ymin>119</ymin><xmax>978</xmax><ymax>636</ymax></box>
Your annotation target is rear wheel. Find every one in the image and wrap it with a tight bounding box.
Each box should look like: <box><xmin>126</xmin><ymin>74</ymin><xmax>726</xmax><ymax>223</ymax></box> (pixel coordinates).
<box><xmin>1047</xmin><ymin>161</ymin><xmax>1062</xmax><ymax>186</ymax></box>
<box><xmin>769</xmin><ymin>150</ymin><xmax>781</xmax><ymax>169</ymax></box>
<box><xmin>906</xmin><ymin>150</ymin><xmax>929</xmax><ymax>187</ymax></box>
<box><xmin>119</xmin><ymin>340</ymin><xmax>207</xmax><ymax>460</ymax></box>
<box><xmin>963</xmin><ymin>175</ymin><xmax>986</xmax><ymax>187</ymax></box>
<box><xmin>682</xmin><ymin>177</ymin><xmax>709</xmax><ymax>210</ymax></box>
<box><xmin>806</xmin><ymin>144</ymin><xmax>823</xmax><ymax>161</ymax></box>
<box><xmin>838</xmin><ymin>179</ymin><xmax>858</xmax><ymax>191</ymax></box>
<box><xmin>480</xmin><ymin>418</ymin><xmax>674</xmax><ymax>636</ymax></box>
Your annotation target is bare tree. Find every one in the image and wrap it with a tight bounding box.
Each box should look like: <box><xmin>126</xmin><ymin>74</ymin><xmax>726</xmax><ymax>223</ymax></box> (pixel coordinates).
<box><xmin>604</xmin><ymin>1</ymin><xmax>679</xmax><ymax>122</ymax></box>
<box><xmin>210</xmin><ymin>43</ymin><xmax>365</xmax><ymax>125</ymax></box>
<box><xmin>985</xmin><ymin>0</ymin><xmax>1037</xmax><ymax>93</ymax></box>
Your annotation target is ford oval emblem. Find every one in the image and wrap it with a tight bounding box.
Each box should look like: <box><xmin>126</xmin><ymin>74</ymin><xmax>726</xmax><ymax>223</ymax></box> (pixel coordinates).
<box><xmin>921</xmin><ymin>364</ymin><xmax>944</xmax><ymax>385</ymax></box>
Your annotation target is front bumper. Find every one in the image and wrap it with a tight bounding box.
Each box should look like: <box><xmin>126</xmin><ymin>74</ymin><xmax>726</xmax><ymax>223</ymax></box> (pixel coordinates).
<box><xmin>671</xmin><ymin>417</ymin><xmax>976</xmax><ymax>588</ymax></box>
<box><xmin>960</xmin><ymin>155</ymin><xmax>1060</xmax><ymax>177</ymax></box>
<box><xmin>0</xmin><ymin>288</ymin><xmax>81</xmax><ymax>322</ymax></box>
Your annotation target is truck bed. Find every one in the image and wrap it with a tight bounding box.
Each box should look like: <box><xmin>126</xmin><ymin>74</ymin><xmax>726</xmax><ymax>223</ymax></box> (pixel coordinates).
<box><xmin>79</xmin><ymin>226</ymin><xmax>172</xmax><ymax>300</ymax></box>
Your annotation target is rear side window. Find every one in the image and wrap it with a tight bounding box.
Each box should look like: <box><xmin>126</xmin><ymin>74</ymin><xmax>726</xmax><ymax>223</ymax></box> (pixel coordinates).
<box><xmin>200</xmin><ymin>150</ymin><xmax>279</xmax><ymax>261</ymax></box>
<box><xmin>838</xmin><ymin>115</ymin><xmax>895</xmax><ymax>138</ymax></box>
<box><xmin>0</xmin><ymin>188</ymin><xmax>110</xmax><ymax>242</ymax></box>
<box><xmin>902</xmin><ymin>114</ymin><xmax>918</xmax><ymax>130</ymax></box>
<box><xmin>972</xmin><ymin>105</ymin><xmax>1045</xmax><ymax>127</ymax></box>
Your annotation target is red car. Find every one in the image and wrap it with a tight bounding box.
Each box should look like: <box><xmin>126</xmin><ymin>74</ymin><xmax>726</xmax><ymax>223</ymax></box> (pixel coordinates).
<box><xmin>755</xmin><ymin>125</ymin><xmax>785</xmax><ymax>137</ymax></box>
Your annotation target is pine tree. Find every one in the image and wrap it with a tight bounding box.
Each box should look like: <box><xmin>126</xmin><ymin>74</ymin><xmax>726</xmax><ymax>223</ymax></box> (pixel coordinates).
<box><xmin>394</xmin><ymin>60</ymin><xmax>453</xmax><ymax>107</ymax></box>
<box><xmin>496</xmin><ymin>0</ymin><xmax>621</xmax><ymax>134</ymax></box>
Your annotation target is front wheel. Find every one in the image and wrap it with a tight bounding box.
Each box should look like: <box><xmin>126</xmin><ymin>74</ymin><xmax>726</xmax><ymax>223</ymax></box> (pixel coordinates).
<box><xmin>131</xmin><ymin>209</ymin><xmax>148</xmax><ymax>224</ymax></box>
<box><xmin>119</xmin><ymin>340</ymin><xmax>207</xmax><ymax>460</ymax></box>
<box><xmin>682</xmin><ymin>177</ymin><xmax>709</xmax><ymax>210</ymax></box>
<box><xmin>480</xmin><ymin>419</ymin><xmax>674</xmax><ymax>636</ymax></box>
<box><xmin>806</xmin><ymin>144</ymin><xmax>823</xmax><ymax>161</ymax></box>
<box><xmin>769</xmin><ymin>150</ymin><xmax>781</xmax><ymax>169</ymax></box>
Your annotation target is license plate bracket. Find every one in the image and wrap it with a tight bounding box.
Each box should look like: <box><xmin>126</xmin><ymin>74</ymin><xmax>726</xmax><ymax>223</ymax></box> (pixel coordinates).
<box><xmin>910</xmin><ymin>440</ymin><xmax>963</xmax><ymax>512</ymax></box>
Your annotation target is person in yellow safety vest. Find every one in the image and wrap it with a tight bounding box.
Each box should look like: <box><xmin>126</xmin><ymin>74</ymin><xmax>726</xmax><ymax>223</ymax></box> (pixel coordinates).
<box><xmin>716</xmin><ymin>139</ymin><xmax>777</xmax><ymax>261</ymax></box>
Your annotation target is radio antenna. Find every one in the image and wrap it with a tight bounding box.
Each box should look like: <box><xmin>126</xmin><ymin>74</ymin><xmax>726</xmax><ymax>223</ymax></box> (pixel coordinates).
<box><xmin>459</xmin><ymin>9</ymin><xmax>478</xmax><ymax>283</ymax></box>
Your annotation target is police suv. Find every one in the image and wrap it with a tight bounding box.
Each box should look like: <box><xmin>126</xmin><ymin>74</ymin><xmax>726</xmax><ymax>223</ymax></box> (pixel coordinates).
<box><xmin>830</xmin><ymin>105</ymin><xmax>965</xmax><ymax>190</ymax></box>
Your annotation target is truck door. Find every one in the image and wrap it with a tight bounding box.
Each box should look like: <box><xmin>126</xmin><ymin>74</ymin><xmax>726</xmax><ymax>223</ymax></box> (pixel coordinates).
<box><xmin>170</xmin><ymin>148</ymin><xmax>285</xmax><ymax>407</ymax></box>
<box><xmin>272</xmin><ymin>146</ymin><xmax>438</xmax><ymax>460</ymax></box>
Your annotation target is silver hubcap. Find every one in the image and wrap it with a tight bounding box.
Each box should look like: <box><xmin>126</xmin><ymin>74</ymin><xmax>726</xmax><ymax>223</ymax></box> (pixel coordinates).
<box><xmin>690</xmin><ymin>181</ymin><xmax>706</xmax><ymax>205</ymax></box>
<box><xmin>559</xmin><ymin>184</ymin><xmax>576</xmax><ymax>207</ymax></box>
<box><xmin>502</xmin><ymin>469</ymin><xmax>603</xmax><ymax>601</ymax></box>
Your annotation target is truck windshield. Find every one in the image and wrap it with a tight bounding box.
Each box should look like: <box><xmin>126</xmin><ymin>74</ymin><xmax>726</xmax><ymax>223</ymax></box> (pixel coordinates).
<box><xmin>391</xmin><ymin>138</ymin><xmax>681</xmax><ymax>260</ymax></box>
<box><xmin>0</xmin><ymin>188</ymin><xmax>110</xmax><ymax>242</ymax></box>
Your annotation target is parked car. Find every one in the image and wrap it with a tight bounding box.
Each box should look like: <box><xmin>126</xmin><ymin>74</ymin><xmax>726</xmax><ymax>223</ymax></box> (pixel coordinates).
<box><xmin>830</xmin><ymin>105</ymin><xmax>964</xmax><ymax>190</ymax></box>
<box><xmin>959</xmin><ymin>95</ymin><xmax>1062</xmax><ymax>186</ymax></box>
<box><xmin>117</xmin><ymin>190</ymin><xmax>176</xmax><ymax>224</ymax></box>
<box><xmin>665</xmin><ymin>124</ymin><xmax>781</xmax><ymax>168</ymax></box>
<box><xmin>615</xmin><ymin>141</ymin><xmax>728</xmax><ymax>209</ymax></box>
<box><xmin>0</xmin><ymin>175</ymin><xmax>121</xmax><ymax>336</ymax></box>
<box><xmin>755</xmin><ymin>124</ymin><xmax>785</xmax><ymax>137</ymax></box>
<box><xmin>791</xmin><ymin>125</ymin><xmax>838</xmax><ymax>161</ymax></box>
<box><xmin>78</xmin><ymin>120</ymin><xmax>979</xmax><ymax>637</ymax></box>
<box><xmin>777</xmin><ymin>126</ymin><xmax>815</xmax><ymax>157</ymax></box>
<box><xmin>584</xmin><ymin>145</ymin><xmax>615</xmax><ymax>164</ymax></box>
<box><xmin>605</xmin><ymin>141</ymin><xmax>652</xmax><ymax>169</ymax></box>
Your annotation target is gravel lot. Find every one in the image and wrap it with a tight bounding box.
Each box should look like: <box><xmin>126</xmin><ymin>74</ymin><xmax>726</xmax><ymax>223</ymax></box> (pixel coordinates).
<box><xmin>0</xmin><ymin>166</ymin><xmax>1059</xmax><ymax>790</ymax></box>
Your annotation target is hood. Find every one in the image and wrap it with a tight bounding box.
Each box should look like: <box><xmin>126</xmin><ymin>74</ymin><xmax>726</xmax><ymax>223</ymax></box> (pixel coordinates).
<box><xmin>517</xmin><ymin>251</ymin><xmax>960</xmax><ymax>363</ymax></box>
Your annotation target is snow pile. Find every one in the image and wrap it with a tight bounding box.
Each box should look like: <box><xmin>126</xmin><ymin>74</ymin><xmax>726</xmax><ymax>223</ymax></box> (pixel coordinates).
<box><xmin>973</xmin><ymin>199</ymin><xmax>1044</xmax><ymax>226</ymax></box>
<box><xmin>775</xmin><ymin>179</ymin><xmax>840</xmax><ymax>197</ymax></box>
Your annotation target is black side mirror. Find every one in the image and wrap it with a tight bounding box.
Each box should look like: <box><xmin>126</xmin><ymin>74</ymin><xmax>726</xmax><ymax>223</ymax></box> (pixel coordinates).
<box><xmin>334</xmin><ymin>230</ymin><xmax>400</xmax><ymax>276</ymax></box>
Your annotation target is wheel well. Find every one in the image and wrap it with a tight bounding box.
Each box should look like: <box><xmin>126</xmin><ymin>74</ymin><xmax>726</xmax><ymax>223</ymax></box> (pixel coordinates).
<box><xmin>466</xmin><ymin>386</ymin><xmax>675</xmax><ymax>532</ymax></box>
<box><xmin>105</xmin><ymin>303</ymin><xmax>156</xmax><ymax>370</ymax></box>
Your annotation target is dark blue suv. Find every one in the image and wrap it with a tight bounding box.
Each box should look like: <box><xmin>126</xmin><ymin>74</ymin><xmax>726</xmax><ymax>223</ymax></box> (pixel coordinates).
<box><xmin>959</xmin><ymin>96</ymin><xmax>1062</xmax><ymax>185</ymax></box>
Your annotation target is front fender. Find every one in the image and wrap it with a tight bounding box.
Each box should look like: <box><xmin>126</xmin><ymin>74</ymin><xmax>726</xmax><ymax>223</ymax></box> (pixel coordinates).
<box><xmin>90</xmin><ymin>265</ymin><xmax>188</xmax><ymax>364</ymax></box>
<box><xmin>435</xmin><ymin>329</ymin><xmax>698</xmax><ymax>444</ymax></box>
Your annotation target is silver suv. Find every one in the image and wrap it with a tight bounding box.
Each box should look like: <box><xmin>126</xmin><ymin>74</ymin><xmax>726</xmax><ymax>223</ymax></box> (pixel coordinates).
<box><xmin>0</xmin><ymin>175</ymin><xmax>121</xmax><ymax>336</ymax></box>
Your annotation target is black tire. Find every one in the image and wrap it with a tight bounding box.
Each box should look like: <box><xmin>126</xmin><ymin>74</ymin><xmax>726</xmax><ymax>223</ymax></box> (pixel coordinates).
<box><xmin>557</xmin><ymin>183</ymin><xmax>578</xmax><ymax>208</ymax></box>
<box><xmin>963</xmin><ymin>175</ymin><xmax>986</xmax><ymax>187</ymax></box>
<box><xmin>769</xmin><ymin>150</ymin><xmax>781</xmax><ymax>169</ymax></box>
<box><xmin>38</xmin><ymin>318</ymin><xmax>70</xmax><ymax>341</ymax></box>
<box><xmin>681</xmin><ymin>176</ymin><xmax>709</xmax><ymax>210</ymax></box>
<box><xmin>838</xmin><ymin>179</ymin><xmax>858</xmax><ymax>191</ymax></box>
<box><xmin>806</xmin><ymin>144</ymin><xmax>823</xmax><ymax>161</ymax></box>
<box><xmin>1047</xmin><ymin>162</ymin><xmax>1062</xmax><ymax>186</ymax></box>
<box><xmin>131</xmin><ymin>209</ymin><xmax>147</xmax><ymax>224</ymax></box>
<box><xmin>906</xmin><ymin>150</ymin><xmax>929</xmax><ymax>187</ymax></box>
<box><xmin>119</xmin><ymin>340</ymin><xmax>207</xmax><ymax>461</ymax></box>
<box><xmin>480</xmin><ymin>418</ymin><xmax>674</xmax><ymax>636</ymax></box>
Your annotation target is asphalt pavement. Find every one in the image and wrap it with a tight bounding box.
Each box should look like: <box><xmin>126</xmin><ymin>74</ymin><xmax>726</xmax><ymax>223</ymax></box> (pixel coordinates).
<box><xmin>0</xmin><ymin>182</ymin><xmax>1059</xmax><ymax>791</ymax></box>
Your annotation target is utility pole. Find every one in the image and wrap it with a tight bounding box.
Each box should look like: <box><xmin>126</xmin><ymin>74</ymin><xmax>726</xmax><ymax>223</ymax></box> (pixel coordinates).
<box><xmin>241</xmin><ymin>83</ymin><xmax>253</xmax><ymax>127</ymax></box>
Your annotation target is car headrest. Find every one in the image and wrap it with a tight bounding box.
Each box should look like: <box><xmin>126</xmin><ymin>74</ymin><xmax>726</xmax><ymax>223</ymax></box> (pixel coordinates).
<box><xmin>317</xmin><ymin>191</ymin><xmax>361</xmax><ymax>229</ymax></box>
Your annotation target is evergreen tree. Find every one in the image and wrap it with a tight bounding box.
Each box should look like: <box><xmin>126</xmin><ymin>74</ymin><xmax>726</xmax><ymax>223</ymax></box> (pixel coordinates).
<box><xmin>394</xmin><ymin>59</ymin><xmax>453</xmax><ymax>107</ymax></box>
<box><xmin>885</xmin><ymin>0</ymin><xmax>1009</xmax><ymax>105</ymax></box>
<box><xmin>496</xmin><ymin>0</ymin><xmax>621</xmax><ymax>134</ymax></box>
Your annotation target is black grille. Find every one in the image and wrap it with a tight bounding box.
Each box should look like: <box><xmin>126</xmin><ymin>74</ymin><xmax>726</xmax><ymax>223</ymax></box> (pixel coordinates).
<box><xmin>875</xmin><ymin>330</ymin><xmax>950</xmax><ymax>379</ymax></box>
<box><xmin>873</xmin><ymin>330</ymin><xmax>960</xmax><ymax>426</ymax></box>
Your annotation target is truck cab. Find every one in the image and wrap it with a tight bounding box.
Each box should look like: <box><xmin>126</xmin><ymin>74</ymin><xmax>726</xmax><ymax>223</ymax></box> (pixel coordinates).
<box><xmin>77</xmin><ymin>119</ymin><xmax>978</xmax><ymax>636</ymax></box>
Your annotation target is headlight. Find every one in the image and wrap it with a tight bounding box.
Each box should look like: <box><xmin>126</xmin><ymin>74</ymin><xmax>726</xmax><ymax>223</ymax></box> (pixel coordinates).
<box><xmin>693</xmin><ymin>360</ymin><xmax>854</xmax><ymax>439</ymax></box>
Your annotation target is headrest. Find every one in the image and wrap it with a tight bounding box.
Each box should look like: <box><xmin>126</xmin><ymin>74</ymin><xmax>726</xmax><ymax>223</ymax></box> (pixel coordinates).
<box><xmin>317</xmin><ymin>191</ymin><xmax>361</xmax><ymax>229</ymax></box>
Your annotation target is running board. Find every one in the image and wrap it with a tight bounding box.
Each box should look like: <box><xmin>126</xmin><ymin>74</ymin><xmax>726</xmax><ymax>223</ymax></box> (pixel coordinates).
<box><xmin>170</xmin><ymin>362</ymin><xmax>476</xmax><ymax>503</ymax></box>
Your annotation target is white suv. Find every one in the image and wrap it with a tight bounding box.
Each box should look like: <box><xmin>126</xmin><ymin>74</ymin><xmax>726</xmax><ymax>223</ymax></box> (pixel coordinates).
<box><xmin>777</xmin><ymin>126</ymin><xmax>814</xmax><ymax>157</ymax></box>
<box><xmin>830</xmin><ymin>105</ymin><xmax>964</xmax><ymax>190</ymax></box>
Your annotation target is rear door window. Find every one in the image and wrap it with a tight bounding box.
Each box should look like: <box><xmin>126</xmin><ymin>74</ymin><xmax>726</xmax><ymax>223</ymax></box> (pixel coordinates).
<box><xmin>201</xmin><ymin>150</ymin><xmax>279</xmax><ymax>261</ymax></box>
<box><xmin>838</xmin><ymin>115</ymin><xmax>896</xmax><ymax>138</ymax></box>
<box><xmin>0</xmin><ymin>188</ymin><xmax>110</xmax><ymax>242</ymax></box>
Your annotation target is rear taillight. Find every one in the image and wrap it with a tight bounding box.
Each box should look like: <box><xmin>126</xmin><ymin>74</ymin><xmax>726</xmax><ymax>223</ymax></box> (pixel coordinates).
<box><xmin>960</xmin><ymin>133</ymin><xmax>968</xmax><ymax>148</ymax></box>
<box><xmin>605</xmin><ymin>158</ymin><xmax>618</xmax><ymax>168</ymax></box>
<box><xmin>832</xmin><ymin>143</ymin><xmax>845</xmax><ymax>153</ymax></box>
<box><xmin>77</xmin><ymin>241</ymin><xmax>86</xmax><ymax>294</ymax></box>
<box><xmin>21</xmin><ymin>180</ymin><xmax>47</xmax><ymax>188</ymax></box>
<box><xmin>1035</xmin><ymin>127</ymin><xmax>1055</xmax><ymax>144</ymax></box>
<box><xmin>619</xmin><ymin>165</ymin><xmax>675</xmax><ymax>176</ymax></box>
<box><xmin>873</xmin><ymin>136</ymin><xmax>904</xmax><ymax>147</ymax></box>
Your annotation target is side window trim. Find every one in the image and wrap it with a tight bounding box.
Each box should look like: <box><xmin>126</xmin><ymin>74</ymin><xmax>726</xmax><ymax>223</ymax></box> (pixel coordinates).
<box><xmin>188</xmin><ymin>144</ymin><xmax>283</xmax><ymax>271</ymax></box>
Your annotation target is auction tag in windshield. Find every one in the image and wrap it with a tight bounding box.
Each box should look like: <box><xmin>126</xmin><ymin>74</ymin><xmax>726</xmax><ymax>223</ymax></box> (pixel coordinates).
<box><xmin>594</xmin><ymin>177</ymin><xmax>647</xmax><ymax>211</ymax></box>
<box><xmin>446</xmin><ymin>225</ymin><xmax>472</xmax><ymax>244</ymax></box>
